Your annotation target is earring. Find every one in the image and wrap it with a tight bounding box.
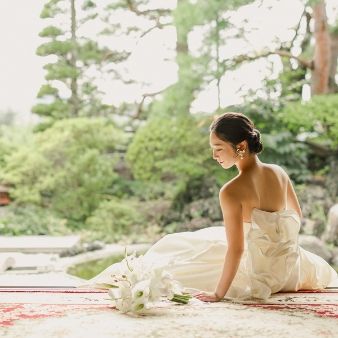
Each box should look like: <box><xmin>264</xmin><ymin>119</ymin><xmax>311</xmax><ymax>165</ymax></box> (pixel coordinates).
<box><xmin>236</xmin><ymin>148</ymin><xmax>245</xmax><ymax>159</ymax></box>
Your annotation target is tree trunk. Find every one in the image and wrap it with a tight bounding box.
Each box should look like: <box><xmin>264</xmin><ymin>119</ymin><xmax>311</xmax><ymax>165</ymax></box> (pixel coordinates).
<box><xmin>311</xmin><ymin>1</ymin><xmax>331</xmax><ymax>95</ymax></box>
<box><xmin>162</xmin><ymin>0</ymin><xmax>203</xmax><ymax>116</ymax></box>
<box><xmin>215</xmin><ymin>14</ymin><xmax>221</xmax><ymax>111</ymax></box>
<box><xmin>328</xmin><ymin>32</ymin><xmax>338</xmax><ymax>93</ymax></box>
<box><xmin>70</xmin><ymin>0</ymin><xmax>79</xmax><ymax>116</ymax></box>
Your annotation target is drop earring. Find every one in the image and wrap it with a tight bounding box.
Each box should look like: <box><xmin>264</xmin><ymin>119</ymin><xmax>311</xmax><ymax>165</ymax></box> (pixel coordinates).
<box><xmin>236</xmin><ymin>148</ymin><xmax>245</xmax><ymax>159</ymax></box>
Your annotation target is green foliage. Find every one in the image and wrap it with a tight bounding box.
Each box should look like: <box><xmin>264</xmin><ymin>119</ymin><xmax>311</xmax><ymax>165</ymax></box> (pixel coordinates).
<box><xmin>32</xmin><ymin>100</ymin><xmax>70</xmax><ymax>119</ymax></box>
<box><xmin>171</xmin><ymin>175</ymin><xmax>219</xmax><ymax>212</ymax></box>
<box><xmin>261</xmin><ymin>131</ymin><xmax>311</xmax><ymax>181</ymax></box>
<box><xmin>126</xmin><ymin>115</ymin><xmax>210</xmax><ymax>182</ymax></box>
<box><xmin>37</xmin><ymin>41</ymin><xmax>73</xmax><ymax>56</ymax></box>
<box><xmin>0</xmin><ymin>125</ymin><xmax>33</xmax><ymax>168</ymax></box>
<box><xmin>40</xmin><ymin>0</ymin><xmax>64</xmax><ymax>19</ymax></box>
<box><xmin>78</xmin><ymin>40</ymin><xmax>106</xmax><ymax>64</ymax></box>
<box><xmin>82</xmin><ymin>0</ymin><xmax>96</xmax><ymax>10</ymax></box>
<box><xmin>174</xmin><ymin>1</ymin><xmax>203</xmax><ymax>44</ymax></box>
<box><xmin>280</xmin><ymin>94</ymin><xmax>338</xmax><ymax>148</ymax></box>
<box><xmin>85</xmin><ymin>198</ymin><xmax>146</xmax><ymax>242</ymax></box>
<box><xmin>311</xmin><ymin>204</ymin><xmax>327</xmax><ymax>237</ymax></box>
<box><xmin>174</xmin><ymin>0</ymin><xmax>252</xmax><ymax>44</ymax></box>
<box><xmin>306</xmin><ymin>0</ymin><xmax>321</xmax><ymax>6</ymax></box>
<box><xmin>36</xmin><ymin>84</ymin><xmax>59</xmax><ymax>98</ymax></box>
<box><xmin>0</xmin><ymin>118</ymin><xmax>126</xmax><ymax>221</ymax></box>
<box><xmin>109</xmin><ymin>178</ymin><xmax>179</xmax><ymax>201</ymax></box>
<box><xmin>0</xmin><ymin>204</ymin><xmax>70</xmax><ymax>236</ymax></box>
<box><xmin>44</xmin><ymin>61</ymin><xmax>79</xmax><ymax>80</ymax></box>
<box><xmin>39</xmin><ymin>26</ymin><xmax>63</xmax><ymax>38</ymax></box>
<box><xmin>278</xmin><ymin>65</ymin><xmax>307</xmax><ymax>101</ymax></box>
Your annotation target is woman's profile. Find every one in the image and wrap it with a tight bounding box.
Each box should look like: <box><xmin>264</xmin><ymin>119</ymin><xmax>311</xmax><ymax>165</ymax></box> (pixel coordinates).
<box><xmin>82</xmin><ymin>112</ymin><xmax>337</xmax><ymax>302</ymax></box>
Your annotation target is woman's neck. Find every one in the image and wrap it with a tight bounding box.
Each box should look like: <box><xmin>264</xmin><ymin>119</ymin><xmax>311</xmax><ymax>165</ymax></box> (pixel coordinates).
<box><xmin>236</xmin><ymin>154</ymin><xmax>261</xmax><ymax>174</ymax></box>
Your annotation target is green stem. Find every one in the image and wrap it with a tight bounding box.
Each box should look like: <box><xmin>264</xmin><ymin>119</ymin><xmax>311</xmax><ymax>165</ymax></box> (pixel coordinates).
<box><xmin>170</xmin><ymin>293</ymin><xmax>191</xmax><ymax>304</ymax></box>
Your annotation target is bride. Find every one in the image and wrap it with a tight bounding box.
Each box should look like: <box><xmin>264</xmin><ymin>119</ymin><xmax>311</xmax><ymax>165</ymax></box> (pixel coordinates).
<box><xmin>82</xmin><ymin>112</ymin><xmax>337</xmax><ymax>302</ymax></box>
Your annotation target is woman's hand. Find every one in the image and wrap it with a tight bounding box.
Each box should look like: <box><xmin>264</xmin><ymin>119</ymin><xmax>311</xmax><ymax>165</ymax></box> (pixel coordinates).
<box><xmin>193</xmin><ymin>291</ymin><xmax>222</xmax><ymax>302</ymax></box>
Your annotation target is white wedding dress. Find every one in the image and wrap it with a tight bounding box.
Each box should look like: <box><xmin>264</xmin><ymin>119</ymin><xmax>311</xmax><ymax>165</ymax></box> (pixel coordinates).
<box><xmin>82</xmin><ymin>208</ymin><xmax>337</xmax><ymax>301</ymax></box>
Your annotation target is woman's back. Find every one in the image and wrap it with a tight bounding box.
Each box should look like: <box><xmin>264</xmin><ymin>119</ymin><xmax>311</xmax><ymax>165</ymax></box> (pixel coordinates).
<box><xmin>226</xmin><ymin>163</ymin><xmax>302</xmax><ymax>222</ymax></box>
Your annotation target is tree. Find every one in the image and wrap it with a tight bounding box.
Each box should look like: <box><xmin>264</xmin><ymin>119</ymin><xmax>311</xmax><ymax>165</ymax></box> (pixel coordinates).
<box><xmin>33</xmin><ymin>0</ymin><xmax>129</xmax><ymax>129</ymax></box>
<box><xmin>101</xmin><ymin>0</ymin><xmax>174</xmax><ymax>124</ymax></box>
<box><xmin>227</xmin><ymin>0</ymin><xmax>337</xmax><ymax>96</ymax></box>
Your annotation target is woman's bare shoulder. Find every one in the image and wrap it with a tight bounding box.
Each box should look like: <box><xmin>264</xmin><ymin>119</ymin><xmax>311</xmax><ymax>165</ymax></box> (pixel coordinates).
<box><xmin>266</xmin><ymin>163</ymin><xmax>289</xmax><ymax>179</ymax></box>
<box><xmin>219</xmin><ymin>175</ymin><xmax>244</xmax><ymax>196</ymax></box>
<box><xmin>220</xmin><ymin>164</ymin><xmax>289</xmax><ymax>194</ymax></box>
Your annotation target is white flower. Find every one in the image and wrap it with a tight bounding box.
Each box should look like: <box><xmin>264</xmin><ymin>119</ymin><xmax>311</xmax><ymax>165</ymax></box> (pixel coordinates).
<box><xmin>131</xmin><ymin>280</ymin><xmax>151</xmax><ymax>302</ymax></box>
<box><xmin>106</xmin><ymin>252</ymin><xmax>189</xmax><ymax>314</ymax></box>
<box><xmin>130</xmin><ymin>299</ymin><xmax>152</xmax><ymax>314</ymax></box>
<box><xmin>115</xmin><ymin>297</ymin><xmax>133</xmax><ymax>313</ymax></box>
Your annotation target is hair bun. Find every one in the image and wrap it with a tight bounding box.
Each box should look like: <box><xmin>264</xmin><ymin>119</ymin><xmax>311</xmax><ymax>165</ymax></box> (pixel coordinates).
<box><xmin>249</xmin><ymin>128</ymin><xmax>263</xmax><ymax>153</ymax></box>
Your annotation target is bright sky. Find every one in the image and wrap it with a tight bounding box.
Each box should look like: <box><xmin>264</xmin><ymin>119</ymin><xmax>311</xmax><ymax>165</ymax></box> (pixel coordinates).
<box><xmin>0</xmin><ymin>0</ymin><xmax>45</xmax><ymax>124</ymax></box>
<box><xmin>0</xmin><ymin>0</ymin><xmax>336</xmax><ymax>125</ymax></box>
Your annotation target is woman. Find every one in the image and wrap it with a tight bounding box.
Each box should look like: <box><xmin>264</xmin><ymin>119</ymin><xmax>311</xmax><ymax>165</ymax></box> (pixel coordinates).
<box><xmin>83</xmin><ymin>112</ymin><xmax>337</xmax><ymax>302</ymax></box>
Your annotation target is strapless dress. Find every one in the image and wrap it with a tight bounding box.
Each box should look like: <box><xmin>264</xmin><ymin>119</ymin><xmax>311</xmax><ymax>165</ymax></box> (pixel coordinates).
<box><xmin>81</xmin><ymin>208</ymin><xmax>337</xmax><ymax>300</ymax></box>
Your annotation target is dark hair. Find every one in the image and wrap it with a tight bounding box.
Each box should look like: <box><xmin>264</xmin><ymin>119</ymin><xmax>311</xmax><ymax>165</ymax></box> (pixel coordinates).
<box><xmin>209</xmin><ymin>112</ymin><xmax>263</xmax><ymax>154</ymax></box>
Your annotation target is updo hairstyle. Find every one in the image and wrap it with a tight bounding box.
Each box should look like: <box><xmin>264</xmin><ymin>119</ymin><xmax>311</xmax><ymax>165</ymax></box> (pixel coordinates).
<box><xmin>209</xmin><ymin>112</ymin><xmax>263</xmax><ymax>154</ymax></box>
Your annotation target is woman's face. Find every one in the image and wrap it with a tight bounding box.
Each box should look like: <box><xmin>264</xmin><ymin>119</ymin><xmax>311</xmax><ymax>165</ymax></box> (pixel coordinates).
<box><xmin>209</xmin><ymin>132</ymin><xmax>238</xmax><ymax>169</ymax></box>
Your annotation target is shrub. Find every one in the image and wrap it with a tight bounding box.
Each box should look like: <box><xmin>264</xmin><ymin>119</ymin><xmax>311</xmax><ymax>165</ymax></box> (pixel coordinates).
<box><xmin>0</xmin><ymin>204</ymin><xmax>70</xmax><ymax>236</ymax></box>
<box><xmin>0</xmin><ymin>118</ymin><xmax>126</xmax><ymax>222</ymax></box>
<box><xmin>126</xmin><ymin>115</ymin><xmax>211</xmax><ymax>183</ymax></box>
<box><xmin>85</xmin><ymin>198</ymin><xmax>146</xmax><ymax>242</ymax></box>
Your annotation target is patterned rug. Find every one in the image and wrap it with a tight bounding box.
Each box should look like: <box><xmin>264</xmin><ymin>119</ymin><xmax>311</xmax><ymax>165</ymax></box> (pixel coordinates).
<box><xmin>0</xmin><ymin>288</ymin><xmax>110</xmax><ymax>327</ymax></box>
<box><xmin>240</xmin><ymin>289</ymin><xmax>338</xmax><ymax>319</ymax></box>
<box><xmin>0</xmin><ymin>288</ymin><xmax>337</xmax><ymax>327</ymax></box>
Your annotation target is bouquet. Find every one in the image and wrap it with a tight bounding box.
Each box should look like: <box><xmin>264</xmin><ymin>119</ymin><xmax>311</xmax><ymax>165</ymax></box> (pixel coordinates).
<box><xmin>103</xmin><ymin>249</ymin><xmax>191</xmax><ymax>314</ymax></box>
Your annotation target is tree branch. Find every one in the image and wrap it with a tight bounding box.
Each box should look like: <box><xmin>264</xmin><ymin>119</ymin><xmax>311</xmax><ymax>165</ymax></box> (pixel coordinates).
<box><xmin>289</xmin><ymin>8</ymin><xmax>306</xmax><ymax>49</ymax></box>
<box><xmin>126</xmin><ymin>0</ymin><xmax>171</xmax><ymax>17</ymax></box>
<box><xmin>133</xmin><ymin>89</ymin><xmax>165</xmax><ymax>119</ymax></box>
<box><xmin>139</xmin><ymin>21</ymin><xmax>171</xmax><ymax>38</ymax></box>
<box><xmin>229</xmin><ymin>49</ymin><xmax>313</xmax><ymax>69</ymax></box>
<box><xmin>274</xmin><ymin>50</ymin><xmax>313</xmax><ymax>69</ymax></box>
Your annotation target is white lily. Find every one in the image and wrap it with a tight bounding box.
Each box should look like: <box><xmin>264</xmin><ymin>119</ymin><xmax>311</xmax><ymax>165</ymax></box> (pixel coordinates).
<box><xmin>131</xmin><ymin>279</ymin><xmax>151</xmax><ymax>301</ymax></box>
<box><xmin>107</xmin><ymin>252</ymin><xmax>190</xmax><ymax>314</ymax></box>
<box><xmin>115</xmin><ymin>297</ymin><xmax>133</xmax><ymax>313</ymax></box>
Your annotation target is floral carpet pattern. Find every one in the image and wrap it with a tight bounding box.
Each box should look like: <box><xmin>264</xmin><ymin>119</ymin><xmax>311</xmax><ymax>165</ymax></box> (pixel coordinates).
<box><xmin>242</xmin><ymin>289</ymin><xmax>338</xmax><ymax>319</ymax></box>
<box><xmin>0</xmin><ymin>288</ymin><xmax>337</xmax><ymax>338</ymax></box>
<box><xmin>0</xmin><ymin>289</ymin><xmax>110</xmax><ymax>327</ymax></box>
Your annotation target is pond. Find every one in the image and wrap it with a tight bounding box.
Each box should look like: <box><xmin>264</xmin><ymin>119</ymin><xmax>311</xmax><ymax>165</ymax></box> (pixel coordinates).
<box><xmin>67</xmin><ymin>254</ymin><xmax>125</xmax><ymax>280</ymax></box>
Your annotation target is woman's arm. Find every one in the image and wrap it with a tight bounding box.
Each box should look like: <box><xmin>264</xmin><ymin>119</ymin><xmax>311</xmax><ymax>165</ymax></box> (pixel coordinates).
<box><xmin>278</xmin><ymin>165</ymin><xmax>302</xmax><ymax>219</ymax></box>
<box><xmin>194</xmin><ymin>185</ymin><xmax>244</xmax><ymax>302</ymax></box>
<box><xmin>214</xmin><ymin>186</ymin><xmax>244</xmax><ymax>299</ymax></box>
<box><xmin>286</xmin><ymin>175</ymin><xmax>303</xmax><ymax>219</ymax></box>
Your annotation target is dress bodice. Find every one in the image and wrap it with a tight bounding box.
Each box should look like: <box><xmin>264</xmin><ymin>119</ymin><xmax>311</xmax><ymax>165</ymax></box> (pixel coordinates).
<box><xmin>249</xmin><ymin>207</ymin><xmax>300</xmax><ymax>230</ymax></box>
<box><xmin>244</xmin><ymin>207</ymin><xmax>300</xmax><ymax>232</ymax></box>
<box><xmin>240</xmin><ymin>208</ymin><xmax>302</xmax><ymax>300</ymax></box>
<box><xmin>241</xmin><ymin>208</ymin><xmax>300</xmax><ymax>247</ymax></box>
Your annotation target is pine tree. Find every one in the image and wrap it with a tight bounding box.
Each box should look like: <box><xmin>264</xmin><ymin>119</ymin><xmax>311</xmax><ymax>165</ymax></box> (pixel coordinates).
<box><xmin>33</xmin><ymin>0</ymin><xmax>129</xmax><ymax>130</ymax></box>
